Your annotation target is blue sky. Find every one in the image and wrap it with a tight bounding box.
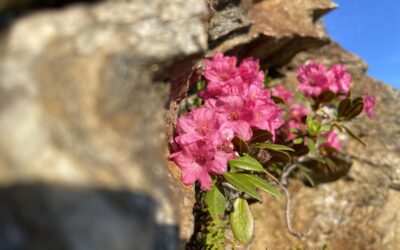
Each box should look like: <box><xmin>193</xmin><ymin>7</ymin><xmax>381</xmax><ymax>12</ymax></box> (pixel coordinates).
<box><xmin>324</xmin><ymin>0</ymin><xmax>400</xmax><ymax>89</ymax></box>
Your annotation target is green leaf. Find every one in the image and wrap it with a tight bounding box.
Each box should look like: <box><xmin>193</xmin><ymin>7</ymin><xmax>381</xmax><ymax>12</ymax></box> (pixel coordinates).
<box><xmin>290</xmin><ymin>127</ymin><xmax>300</xmax><ymax>133</ymax></box>
<box><xmin>345</xmin><ymin>101</ymin><xmax>363</xmax><ymax>120</ymax></box>
<box><xmin>338</xmin><ymin>97</ymin><xmax>364</xmax><ymax>120</ymax></box>
<box><xmin>305</xmin><ymin>114</ymin><xmax>321</xmax><ymax>136</ymax></box>
<box><xmin>230</xmin><ymin>198</ymin><xmax>254</xmax><ymax>244</ymax></box>
<box><xmin>324</xmin><ymin>157</ymin><xmax>337</xmax><ymax>171</ymax></box>
<box><xmin>264</xmin><ymin>76</ymin><xmax>271</xmax><ymax>88</ymax></box>
<box><xmin>293</xmin><ymin>137</ymin><xmax>303</xmax><ymax>144</ymax></box>
<box><xmin>292</xmin><ymin>143</ymin><xmax>309</xmax><ymax>157</ymax></box>
<box><xmin>228</xmin><ymin>155</ymin><xmax>265</xmax><ymax>173</ymax></box>
<box><xmin>237</xmin><ymin>174</ymin><xmax>281</xmax><ymax>198</ymax></box>
<box><xmin>307</xmin><ymin>139</ymin><xmax>317</xmax><ymax>152</ymax></box>
<box><xmin>196</xmin><ymin>79</ymin><xmax>206</xmax><ymax>91</ymax></box>
<box><xmin>308</xmin><ymin>120</ymin><xmax>320</xmax><ymax>136</ymax></box>
<box><xmin>232</xmin><ymin>137</ymin><xmax>250</xmax><ymax>155</ymax></box>
<box><xmin>332</xmin><ymin>122</ymin><xmax>344</xmax><ymax>132</ymax></box>
<box><xmin>341</xmin><ymin>124</ymin><xmax>366</xmax><ymax>146</ymax></box>
<box><xmin>306</xmin><ymin>114</ymin><xmax>313</xmax><ymax>128</ymax></box>
<box><xmin>193</xmin><ymin>97</ymin><xmax>202</xmax><ymax>107</ymax></box>
<box><xmin>338</xmin><ymin>98</ymin><xmax>351</xmax><ymax>117</ymax></box>
<box><xmin>297</xmin><ymin>164</ymin><xmax>315</xmax><ymax>186</ymax></box>
<box><xmin>317</xmin><ymin>136</ymin><xmax>327</xmax><ymax>143</ymax></box>
<box><xmin>254</xmin><ymin>143</ymin><xmax>295</xmax><ymax>152</ymax></box>
<box><xmin>249</xmin><ymin>129</ymin><xmax>273</xmax><ymax>143</ymax></box>
<box><xmin>297</xmin><ymin>164</ymin><xmax>312</xmax><ymax>173</ymax></box>
<box><xmin>318</xmin><ymin>90</ymin><xmax>336</xmax><ymax>103</ymax></box>
<box><xmin>264</xmin><ymin>168</ymin><xmax>280</xmax><ymax>184</ymax></box>
<box><xmin>271</xmin><ymin>96</ymin><xmax>285</xmax><ymax>104</ymax></box>
<box><xmin>268</xmin><ymin>150</ymin><xmax>291</xmax><ymax>163</ymax></box>
<box><xmin>205</xmin><ymin>181</ymin><xmax>227</xmax><ymax>224</ymax></box>
<box><xmin>319</xmin><ymin>124</ymin><xmax>332</xmax><ymax>134</ymax></box>
<box><xmin>223</xmin><ymin>173</ymin><xmax>261</xmax><ymax>201</ymax></box>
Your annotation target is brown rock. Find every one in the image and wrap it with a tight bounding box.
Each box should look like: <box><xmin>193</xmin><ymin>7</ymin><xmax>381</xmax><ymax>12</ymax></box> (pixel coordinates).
<box><xmin>250</xmin><ymin>41</ymin><xmax>400</xmax><ymax>249</ymax></box>
<box><xmin>208</xmin><ymin>0</ymin><xmax>336</xmax><ymax>68</ymax></box>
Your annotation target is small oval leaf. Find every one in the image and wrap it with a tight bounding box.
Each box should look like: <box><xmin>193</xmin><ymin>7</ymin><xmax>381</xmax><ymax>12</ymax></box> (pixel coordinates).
<box><xmin>205</xmin><ymin>181</ymin><xmax>227</xmax><ymax>224</ymax></box>
<box><xmin>232</xmin><ymin>137</ymin><xmax>250</xmax><ymax>155</ymax></box>
<box><xmin>318</xmin><ymin>90</ymin><xmax>336</xmax><ymax>103</ymax></box>
<box><xmin>230</xmin><ymin>198</ymin><xmax>254</xmax><ymax>244</ymax></box>
<box><xmin>250</xmin><ymin>129</ymin><xmax>273</xmax><ymax>144</ymax></box>
<box><xmin>223</xmin><ymin>173</ymin><xmax>261</xmax><ymax>201</ymax></box>
<box><xmin>338</xmin><ymin>98</ymin><xmax>351</xmax><ymax>117</ymax></box>
<box><xmin>271</xmin><ymin>95</ymin><xmax>285</xmax><ymax>104</ymax></box>
<box><xmin>345</xmin><ymin>102</ymin><xmax>364</xmax><ymax>120</ymax></box>
<box><xmin>228</xmin><ymin>155</ymin><xmax>265</xmax><ymax>172</ymax></box>
<box><xmin>238</xmin><ymin>174</ymin><xmax>281</xmax><ymax>198</ymax></box>
<box><xmin>254</xmin><ymin>143</ymin><xmax>295</xmax><ymax>152</ymax></box>
<box><xmin>268</xmin><ymin>150</ymin><xmax>291</xmax><ymax>163</ymax></box>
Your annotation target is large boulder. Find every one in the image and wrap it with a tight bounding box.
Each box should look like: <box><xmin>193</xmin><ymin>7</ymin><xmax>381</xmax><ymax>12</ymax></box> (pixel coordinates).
<box><xmin>0</xmin><ymin>0</ymin><xmax>207</xmax><ymax>249</ymax></box>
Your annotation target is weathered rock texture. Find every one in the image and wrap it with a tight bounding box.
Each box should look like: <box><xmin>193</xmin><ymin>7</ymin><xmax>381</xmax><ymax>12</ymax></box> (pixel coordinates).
<box><xmin>0</xmin><ymin>0</ymin><xmax>206</xmax><ymax>249</ymax></box>
<box><xmin>0</xmin><ymin>0</ymin><xmax>399</xmax><ymax>249</ymax></box>
<box><xmin>249</xmin><ymin>38</ymin><xmax>400</xmax><ymax>250</ymax></box>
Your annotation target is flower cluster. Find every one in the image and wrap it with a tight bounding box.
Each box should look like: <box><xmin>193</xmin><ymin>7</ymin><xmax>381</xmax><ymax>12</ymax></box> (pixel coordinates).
<box><xmin>363</xmin><ymin>92</ymin><xmax>376</xmax><ymax>118</ymax></box>
<box><xmin>170</xmin><ymin>53</ymin><xmax>284</xmax><ymax>190</ymax></box>
<box><xmin>170</xmin><ymin>54</ymin><xmax>378</xmax><ymax>247</ymax></box>
<box><xmin>296</xmin><ymin>61</ymin><xmax>352</xmax><ymax>97</ymax></box>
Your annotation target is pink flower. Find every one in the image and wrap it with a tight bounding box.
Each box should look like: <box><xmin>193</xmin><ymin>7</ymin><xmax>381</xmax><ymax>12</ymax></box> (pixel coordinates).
<box><xmin>289</xmin><ymin>103</ymin><xmax>308</xmax><ymax>121</ymax></box>
<box><xmin>271</xmin><ymin>85</ymin><xmax>294</xmax><ymax>102</ymax></box>
<box><xmin>296</xmin><ymin>61</ymin><xmax>352</xmax><ymax>97</ymax></box>
<box><xmin>200</xmin><ymin>53</ymin><xmax>241</xmax><ymax>99</ymax></box>
<box><xmin>296</xmin><ymin>61</ymin><xmax>330</xmax><ymax>97</ymax></box>
<box><xmin>243</xmin><ymin>84</ymin><xmax>271</xmax><ymax>104</ymax></box>
<box><xmin>170</xmin><ymin>141</ymin><xmax>235</xmax><ymax>190</ymax></box>
<box><xmin>322</xmin><ymin>131</ymin><xmax>342</xmax><ymax>152</ymax></box>
<box><xmin>175</xmin><ymin>106</ymin><xmax>223</xmax><ymax>145</ymax></box>
<box><xmin>249</xmin><ymin>100</ymin><xmax>284</xmax><ymax>138</ymax></box>
<box><xmin>170</xmin><ymin>142</ymin><xmax>212</xmax><ymax>190</ymax></box>
<box><xmin>203</xmin><ymin>52</ymin><xmax>238</xmax><ymax>84</ymax></box>
<box><xmin>363</xmin><ymin>92</ymin><xmax>376</xmax><ymax>118</ymax></box>
<box><xmin>214</xmin><ymin>96</ymin><xmax>253</xmax><ymax>140</ymax></box>
<box><xmin>329</xmin><ymin>64</ymin><xmax>352</xmax><ymax>94</ymax></box>
<box><xmin>200</xmin><ymin>54</ymin><xmax>267</xmax><ymax>99</ymax></box>
<box><xmin>238</xmin><ymin>58</ymin><xmax>265</xmax><ymax>87</ymax></box>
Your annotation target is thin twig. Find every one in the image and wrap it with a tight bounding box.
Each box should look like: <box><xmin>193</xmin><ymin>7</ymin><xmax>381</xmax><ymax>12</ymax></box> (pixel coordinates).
<box><xmin>280</xmin><ymin>164</ymin><xmax>298</xmax><ymax>186</ymax></box>
<box><xmin>279</xmin><ymin>164</ymin><xmax>305</xmax><ymax>240</ymax></box>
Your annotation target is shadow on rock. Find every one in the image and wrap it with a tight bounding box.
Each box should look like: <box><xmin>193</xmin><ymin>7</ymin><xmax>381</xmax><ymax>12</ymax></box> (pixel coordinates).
<box><xmin>0</xmin><ymin>183</ymin><xmax>179</xmax><ymax>250</ymax></box>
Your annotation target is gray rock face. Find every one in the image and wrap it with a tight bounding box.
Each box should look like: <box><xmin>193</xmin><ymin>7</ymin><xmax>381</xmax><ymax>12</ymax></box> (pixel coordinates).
<box><xmin>0</xmin><ymin>0</ymin><xmax>206</xmax><ymax>249</ymax></box>
<box><xmin>0</xmin><ymin>184</ymin><xmax>169</xmax><ymax>250</ymax></box>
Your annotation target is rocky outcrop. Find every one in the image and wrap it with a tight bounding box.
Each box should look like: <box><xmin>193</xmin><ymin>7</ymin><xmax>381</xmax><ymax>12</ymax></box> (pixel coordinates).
<box><xmin>0</xmin><ymin>0</ymin><xmax>399</xmax><ymax>249</ymax></box>
<box><xmin>249</xmin><ymin>42</ymin><xmax>400</xmax><ymax>249</ymax></box>
<box><xmin>0</xmin><ymin>0</ymin><xmax>206</xmax><ymax>249</ymax></box>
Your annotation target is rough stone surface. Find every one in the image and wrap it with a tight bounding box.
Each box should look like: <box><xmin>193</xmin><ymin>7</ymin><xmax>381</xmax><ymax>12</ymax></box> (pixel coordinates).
<box><xmin>208</xmin><ymin>0</ymin><xmax>336</xmax><ymax>68</ymax></box>
<box><xmin>250</xmin><ymin>41</ymin><xmax>400</xmax><ymax>249</ymax></box>
<box><xmin>208</xmin><ymin>4</ymin><xmax>252</xmax><ymax>43</ymax></box>
<box><xmin>0</xmin><ymin>0</ymin><xmax>207</xmax><ymax>249</ymax></box>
